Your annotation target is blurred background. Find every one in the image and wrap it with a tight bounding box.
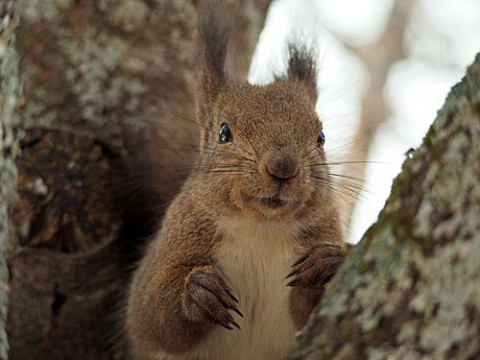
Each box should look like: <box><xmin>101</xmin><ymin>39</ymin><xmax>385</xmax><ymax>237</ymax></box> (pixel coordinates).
<box><xmin>249</xmin><ymin>0</ymin><xmax>480</xmax><ymax>243</ymax></box>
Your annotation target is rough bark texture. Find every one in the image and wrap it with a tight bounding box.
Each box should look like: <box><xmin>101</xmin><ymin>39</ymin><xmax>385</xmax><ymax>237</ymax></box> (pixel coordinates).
<box><xmin>292</xmin><ymin>53</ymin><xmax>480</xmax><ymax>359</ymax></box>
<box><xmin>6</xmin><ymin>1</ymin><xmax>270</xmax><ymax>359</ymax></box>
<box><xmin>0</xmin><ymin>0</ymin><xmax>21</xmax><ymax>358</ymax></box>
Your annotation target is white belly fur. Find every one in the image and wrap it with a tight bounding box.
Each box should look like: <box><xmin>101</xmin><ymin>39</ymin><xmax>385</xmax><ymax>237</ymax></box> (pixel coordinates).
<box><xmin>192</xmin><ymin>216</ymin><xmax>302</xmax><ymax>360</ymax></box>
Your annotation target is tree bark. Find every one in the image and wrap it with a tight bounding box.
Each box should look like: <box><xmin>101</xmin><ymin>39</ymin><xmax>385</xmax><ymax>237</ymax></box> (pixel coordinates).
<box><xmin>0</xmin><ymin>0</ymin><xmax>22</xmax><ymax>358</ymax></box>
<box><xmin>292</xmin><ymin>52</ymin><xmax>480</xmax><ymax>359</ymax></box>
<box><xmin>5</xmin><ymin>1</ymin><xmax>270</xmax><ymax>359</ymax></box>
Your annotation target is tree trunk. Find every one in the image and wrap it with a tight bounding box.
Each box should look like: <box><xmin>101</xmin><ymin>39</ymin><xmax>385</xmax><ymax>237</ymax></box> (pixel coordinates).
<box><xmin>292</xmin><ymin>52</ymin><xmax>480</xmax><ymax>359</ymax></box>
<box><xmin>5</xmin><ymin>1</ymin><xmax>270</xmax><ymax>359</ymax></box>
<box><xmin>1</xmin><ymin>0</ymin><xmax>22</xmax><ymax>358</ymax></box>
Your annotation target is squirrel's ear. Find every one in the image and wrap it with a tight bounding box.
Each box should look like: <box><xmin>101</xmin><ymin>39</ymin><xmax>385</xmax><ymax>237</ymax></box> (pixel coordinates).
<box><xmin>196</xmin><ymin>1</ymin><xmax>231</xmax><ymax>101</ymax></box>
<box><xmin>287</xmin><ymin>46</ymin><xmax>318</xmax><ymax>105</ymax></box>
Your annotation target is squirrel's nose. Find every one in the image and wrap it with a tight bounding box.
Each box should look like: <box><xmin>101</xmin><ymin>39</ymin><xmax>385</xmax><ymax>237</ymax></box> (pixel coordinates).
<box><xmin>265</xmin><ymin>154</ymin><xmax>299</xmax><ymax>182</ymax></box>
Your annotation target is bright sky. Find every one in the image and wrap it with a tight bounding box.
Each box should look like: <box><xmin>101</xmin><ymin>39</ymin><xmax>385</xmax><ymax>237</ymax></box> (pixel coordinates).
<box><xmin>249</xmin><ymin>0</ymin><xmax>480</xmax><ymax>243</ymax></box>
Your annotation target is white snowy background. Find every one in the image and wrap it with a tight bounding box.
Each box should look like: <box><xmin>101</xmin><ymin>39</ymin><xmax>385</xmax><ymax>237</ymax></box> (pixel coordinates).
<box><xmin>249</xmin><ymin>0</ymin><xmax>480</xmax><ymax>243</ymax></box>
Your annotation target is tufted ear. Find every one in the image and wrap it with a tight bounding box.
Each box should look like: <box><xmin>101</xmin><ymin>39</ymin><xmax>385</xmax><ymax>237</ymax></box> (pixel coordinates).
<box><xmin>286</xmin><ymin>46</ymin><xmax>318</xmax><ymax>105</ymax></box>
<box><xmin>196</xmin><ymin>1</ymin><xmax>232</xmax><ymax>103</ymax></box>
<box><xmin>195</xmin><ymin>0</ymin><xmax>234</xmax><ymax>150</ymax></box>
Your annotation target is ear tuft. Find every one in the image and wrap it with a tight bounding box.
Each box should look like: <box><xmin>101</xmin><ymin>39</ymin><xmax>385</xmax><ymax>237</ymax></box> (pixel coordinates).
<box><xmin>197</xmin><ymin>0</ymin><xmax>232</xmax><ymax>93</ymax></box>
<box><xmin>196</xmin><ymin>0</ymin><xmax>234</xmax><ymax>152</ymax></box>
<box><xmin>287</xmin><ymin>45</ymin><xmax>318</xmax><ymax>104</ymax></box>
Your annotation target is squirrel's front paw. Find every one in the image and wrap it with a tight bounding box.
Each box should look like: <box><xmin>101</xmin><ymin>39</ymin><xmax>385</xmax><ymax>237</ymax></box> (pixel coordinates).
<box><xmin>183</xmin><ymin>265</ymin><xmax>243</xmax><ymax>330</ymax></box>
<box><xmin>287</xmin><ymin>243</ymin><xmax>349</xmax><ymax>290</ymax></box>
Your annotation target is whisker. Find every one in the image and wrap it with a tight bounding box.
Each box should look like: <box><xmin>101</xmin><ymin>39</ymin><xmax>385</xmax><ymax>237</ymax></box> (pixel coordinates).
<box><xmin>321</xmin><ymin>184</ymin><xmax>366</xmax><ymax>202</ymax></box>
<box><xmin>305</xmin><ymin>163</ymin><xmax>366</xmax><ymax>184</ymax></box>
<box><xmin>144</xmin><ymin>109</ymin><xmax>257</xmax><ymax>159</ymax></box>
<box><xmin>238</xmin><ymin>133</ymin><xmax>259</xmax><ymax>159</ymax></box>
<box><xmin>307</xmin><ymin>160</ymin><xmax>382</xmax><ymax>167</ymax></box>
<box><xmin>302</xmin><ymin>145</ymin><xmax>319</xmax><ymax>159</ymax></box>
<box><xmin>310</xmin><ymin>174</ymin><xmax>367</xmax><ymax>200</ymax></box>
<box><xmin>205</xmin><ymin>152</ymin><xmax>256</xmax><ymax>164</ymax></box>
<box><xmin>191</xmin><ymin>164</ymin><xmax>254</xmax><ymax>172</ymax></box>
<box><xmin>200</xmin><ymin>169</ymin><xmax>255</xmax><ymax>175</ymax></box>
<box><xmin>324</xmin><ymin>172</ymin><xmax>367</xmax><ymax>184</ymax></box>
<box><xmin>311</xmin><ymin>172</ymin><xmax>367</xmax><ymax>189</ymax></box>
<box><xmin>313</xmin><ymin>181</ymin><xmax>359</xmax><ymax>203</ymax></box>
<box><xmin>138</xmin><ymin>109</ymin><xmax>267</xmax><ymax>173</ymax></box>
<box><xmin>149</xmin><ymin>141</ymin><xmax>255</xmax><ymax>162</ymax></box>
<box><xmin>324</xmin><ymin>140</ymin><xmax>361</xmax><ymax>155</ymax></box>
<box><xmin>329</xmin><ymin>182</ymin><xmax>370</xmax><ymax>196</ymax></box>
<box><xmin>190</xmin><ymin>159</ymin><xmax>255</xmax><ymax>169</ymax></box>
<box><xmin>192</xmin><ymin>141</ymin><xmax>257</xmax><ymax>163</ymax></box>
<box><xmin>224</xmin><ymin>111</ymin><xmax>258</xmax><ymax>158</ymax></box>
<box><xmin>138</xmin><ymin>146</ymin><xmax>255</xmax><ymax>169</ymax></box>
<box><xmin>230</xmin><ymin>141</ymin><xmax>255</xmax><ymax>158</ymax></box>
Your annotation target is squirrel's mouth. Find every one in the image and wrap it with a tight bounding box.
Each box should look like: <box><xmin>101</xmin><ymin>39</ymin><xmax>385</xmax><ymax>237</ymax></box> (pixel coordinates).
<box><xmin>242</xmin><ymin>193</ymin><xmax>289</xmax><ymax>209</ymax></box>
<box><xmin>258</xmin><ymin>197</ymin><xmax>288</xmax><ymax>209</ymax></box>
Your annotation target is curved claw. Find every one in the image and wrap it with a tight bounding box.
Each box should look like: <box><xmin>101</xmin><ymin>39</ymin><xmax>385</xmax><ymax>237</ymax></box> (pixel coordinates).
<box><xmin>287</xmin><ymin>244</ymin><xmax>347</xmax><ymax>289</ymax></box>
<box><xmin>184</xmin><ymin>266</ymin><xmax>243</xmax><ymax>330</ymax></box>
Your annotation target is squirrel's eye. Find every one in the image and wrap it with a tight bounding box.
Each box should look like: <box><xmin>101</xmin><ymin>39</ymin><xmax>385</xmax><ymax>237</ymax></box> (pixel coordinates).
<box><xmin>317</xmin><ymin>131</ymin><xmax>326</xmax><ymax>147</ymax></box>
<box><xmin>219</xmin><ymin>123</ymin><xmax>233</xmax><ymax>144</ymax></box>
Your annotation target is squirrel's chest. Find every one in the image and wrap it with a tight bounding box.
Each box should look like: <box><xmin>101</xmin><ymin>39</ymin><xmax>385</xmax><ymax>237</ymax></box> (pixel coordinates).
<box><xmin>197</xmin><ymin>217</ymin><xmax>302</xmax><ymax>360</ymax></box>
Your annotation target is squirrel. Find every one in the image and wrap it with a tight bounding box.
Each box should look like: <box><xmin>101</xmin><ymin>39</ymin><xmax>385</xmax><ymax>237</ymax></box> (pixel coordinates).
<box><xmin>126</xmin><ymin>2</ymin><xmax>349</xmax><ymax>359</ymax></box>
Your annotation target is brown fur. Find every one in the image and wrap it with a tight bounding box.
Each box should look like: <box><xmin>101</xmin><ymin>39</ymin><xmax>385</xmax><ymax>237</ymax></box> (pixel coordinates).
<box><xmin>127</xmin><ymin>2</ymin><xmax>348</xmax><ymax>359</ymax></box>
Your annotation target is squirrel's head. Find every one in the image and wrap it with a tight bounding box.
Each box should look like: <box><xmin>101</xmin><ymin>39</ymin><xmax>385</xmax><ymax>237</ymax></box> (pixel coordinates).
<box><xmin>194</xmin><ymin>3</ymin><xmax>333</xmax><ymax>220</ymax></box>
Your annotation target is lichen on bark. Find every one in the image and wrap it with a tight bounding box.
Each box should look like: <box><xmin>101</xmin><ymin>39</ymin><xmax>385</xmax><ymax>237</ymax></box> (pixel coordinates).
<box><xmin>292</xmin><ymin>53</ymin><xmax>480</xmax><ymax>359</ymax></box>
<box><xmin>1</xmin><ymin>0</ymin><xmax>22</xmax><ymax>358</ymax></box>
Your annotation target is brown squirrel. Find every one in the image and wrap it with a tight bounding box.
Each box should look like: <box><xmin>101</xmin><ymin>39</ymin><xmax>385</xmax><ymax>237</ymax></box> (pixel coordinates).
<box><xmin>126</xmin><ymin>2</ymin><xmax>349</xmax><ymax>359</ymax></box>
